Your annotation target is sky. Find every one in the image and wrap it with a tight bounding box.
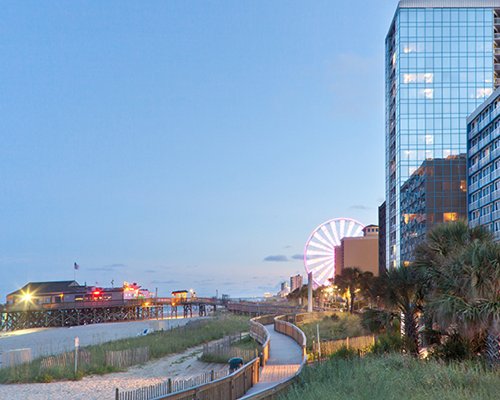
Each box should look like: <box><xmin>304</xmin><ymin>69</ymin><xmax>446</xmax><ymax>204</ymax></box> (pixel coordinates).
<box><xmin>0</xmin><ymin>1</ymin><xmax>399</xmax><ymax>299</ymax></box>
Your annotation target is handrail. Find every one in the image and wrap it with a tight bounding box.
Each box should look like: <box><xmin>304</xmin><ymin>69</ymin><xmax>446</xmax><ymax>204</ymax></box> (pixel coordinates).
<box><xmin>155</xmin><ymin>357</ymin><xmax>260</xmax><ymax>400</ymax></box>
<box><xmin>238</xmin><ymin>314</ymin><xmax>307</xmax><ymax>400</ymax></box>
<box><xmin>249</xmin><ymin>315</ymin><xmax>272</xmax><ymax>366</ymax></box>
<box><xmin>154</xmin><ymin>317</ymin><xmax>272</xmax><ymax>400</ymax></box>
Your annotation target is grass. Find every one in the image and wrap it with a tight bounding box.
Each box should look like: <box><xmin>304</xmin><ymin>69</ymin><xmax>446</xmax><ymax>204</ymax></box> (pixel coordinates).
<box><xmin>199</xmin><ymin>336</ymin><xmax>260</xmax><ymax>364</ymax></box>
<box><xmin>280</xmin><ymin>353</ymin><xmax>500</xmax><ymax>400</ymax></box>
<box><xmin>0</xmin><ymin>314</ymin><xmax>249</xmax><ymax>384</ymax></box>
<box><xmin>299</xmin><ymin>313</ymin><xmax>366</xmax><ymax>349</ymax></box>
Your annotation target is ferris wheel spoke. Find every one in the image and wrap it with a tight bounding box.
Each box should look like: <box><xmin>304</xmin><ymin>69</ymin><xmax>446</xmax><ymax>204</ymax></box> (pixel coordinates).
<box><xmin>311</xmin><ymin>233</ymin><xmax>335</xmax><ymax>251</ymax></box>
<box><xmin>307</xmin><ymin>240</ymin><xmax>335</xmax><ymax>253</ymax></box>
<box><xmin>306</xmin><ymin>256</ymin><xmax>334</xmax><ymax>267</ymax></box>
<box><xmin>321</xmin><ymin>225</ymin><xmax>339</xmax><ymax>247</ymax></box>
<box><xmin>315</xmin><ymin>261</ymin><xmax>334</xmax><ymax>283</ymax></box>
<box><xmin>306</xmin><ymin>249</ymin><xmax>333</xmax><ymax>257</ymax></box>
<box><xmin>352</xmin><ymin>225</ymin><xmax>363</xmax><ymax>237</ymax></box>
<box><xmin>339</xmin><ymin>219</ymin><xmax>346</xmax><ymax>237</ymax></box>
<box><xmin>345</xmin><ymin>221</ymin><xmax>355</xmax><ymax>237</ymax></box>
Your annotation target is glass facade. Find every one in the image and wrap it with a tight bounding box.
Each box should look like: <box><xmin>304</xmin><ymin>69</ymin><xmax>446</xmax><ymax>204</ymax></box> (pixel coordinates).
<box><xmin>467</xmin><ymin>86</ymin><xmax>500</xmax><ymax>240</ymax></box>
<box><xmin>386</xmin><ymin>1</ymin><xmax>499</xmax><ymax>268</ymax></box>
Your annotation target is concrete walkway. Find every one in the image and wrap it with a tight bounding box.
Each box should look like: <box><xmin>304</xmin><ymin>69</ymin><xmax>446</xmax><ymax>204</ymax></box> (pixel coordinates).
<box><xmin>242</xmin><ymin>324</ymin><xmax>303</xmax><ymax>397</ymax></box>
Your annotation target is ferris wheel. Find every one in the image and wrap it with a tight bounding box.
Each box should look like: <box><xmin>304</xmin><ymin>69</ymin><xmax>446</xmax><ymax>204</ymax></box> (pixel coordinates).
<box><xmin>304</xmin><ymin>218</ymin><xmax>365</xmax><ymax>287</ymax></box>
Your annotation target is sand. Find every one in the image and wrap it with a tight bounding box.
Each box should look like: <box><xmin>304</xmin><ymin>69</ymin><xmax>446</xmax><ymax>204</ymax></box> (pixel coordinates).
<box><xmin>0</xmin><ymin>318</ymin><xmax>228</xmax><ymax>400</ymax></box>
<box><xmin>0</xmin><ymin>342</ymin><xmax>227</xmax><ymax>400</ymax></box>
<box><xmin>0</xmin><ymin>317</ymin><xmax>199</xmax><ymax>361</ymax></box>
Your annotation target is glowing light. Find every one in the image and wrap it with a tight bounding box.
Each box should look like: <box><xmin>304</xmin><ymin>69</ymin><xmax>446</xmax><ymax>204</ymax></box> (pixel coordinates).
<box><xmin>21</xmin><ymin>292</ymin><xmax>33</xmax><ymax>303</ymax></box>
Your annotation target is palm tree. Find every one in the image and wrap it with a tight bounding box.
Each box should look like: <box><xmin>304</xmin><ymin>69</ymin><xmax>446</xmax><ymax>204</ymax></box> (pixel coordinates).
<box><xmin>333</xmin><ymin>267</ymin><xmax>373</xmax><ymax>314</ymax></box>
<box><xmin>377</xmin><ymin>266</ymin><xmax>424</xmax><ymax>356</ymax></box>
<box><xmin>414</xmin><ymin>221</ymin><xmax>500</xmax><ymax>363</ymax></box>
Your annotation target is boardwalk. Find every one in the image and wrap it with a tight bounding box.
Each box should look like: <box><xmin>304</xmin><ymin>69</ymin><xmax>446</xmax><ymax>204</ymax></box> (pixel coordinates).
<box><xmin>241</xmin><ymin>324</ymin><xmax>303</xmax><ymax>397</ymax></box>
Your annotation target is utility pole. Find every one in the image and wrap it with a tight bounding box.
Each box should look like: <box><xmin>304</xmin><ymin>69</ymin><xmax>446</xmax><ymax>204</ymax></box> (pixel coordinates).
<box><xmin>307</xmin><ymin>272</ymin><xmax>313</xmax><ymax>313</ymax></box>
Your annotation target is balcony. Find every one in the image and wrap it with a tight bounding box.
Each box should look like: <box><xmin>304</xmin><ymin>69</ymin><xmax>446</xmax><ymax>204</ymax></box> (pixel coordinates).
<box><xmin>492</xmin><ymin>189</ymin><xmax>500</xmax><ymax>200</ymax></box>
<box><xmin>492</xmin><ymin>210</ymin><xmax>500</xmax><ymax>221</ymax></box>
<box><xmin>469</xmin><ymin>163</ymin><xmax>480</xmax><ymax>176</ymax></box>
<box><xmin>480</xmin><ymin>194</ymin><xmax>492</xmax><ymax>207</ymax></box>
<box><xmin>491</xmin><ymin>147</ymin><xmax>500</xmax><ymax>160</ymax></box>
<box><xmin>480</xmin><ymin>175</ymin><xmax>491</xmax><ymax>187</ymax></box>
<box><xmin>469</xmin><ymin>200</ymin><xmax>480</xmax><ymax>211</ymax></box>
<box><xmin>469</xmin><ymin>181</ymin><xmax>479</xmax><ymax>193</ymax></box>
<box><xmin>492</xmin><ymin>169</ymin><xmax>500</xmax><ymax>181</ymax></box>
<box><xmin>480</xmin><ymin>215</ymin><xmax>492</xmax><ymax>225</ymax></box>
<box><xmin>479</xmin><ymin>154</ymin><xmax>491</xmax><ymax>169</ymax></box>
<box><xmin>468</xmin><ymin>143</ymin><xmax>479</xmax><ymax>157</ymax></box>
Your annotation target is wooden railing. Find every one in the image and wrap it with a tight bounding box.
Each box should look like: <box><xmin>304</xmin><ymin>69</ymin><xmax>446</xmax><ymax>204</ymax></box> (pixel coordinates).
<box><xmin>249</xmin><ymin>315</ymin><xmax>273</xmax><ymax>366</ymax></box>
<box><xmin>154</xmin><ymin>357</ymin><xmax>260</xmax><ymax>400</ymax></box>
<box><xmin>239</xmin><ymin>315</ymin><xmax>307</xmax><ymax>400</ymax></box>
<box><xmin>132</xmin><ymin>317</ymin><xmax>272</xmax><ymax>400</ymax></box>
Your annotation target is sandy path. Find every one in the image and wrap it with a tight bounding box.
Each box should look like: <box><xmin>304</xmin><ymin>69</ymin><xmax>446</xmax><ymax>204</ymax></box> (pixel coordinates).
<box><xmin>0</xmin><ymin>343</ymin><xmax>228</xmax><ymax>400</ymax></box>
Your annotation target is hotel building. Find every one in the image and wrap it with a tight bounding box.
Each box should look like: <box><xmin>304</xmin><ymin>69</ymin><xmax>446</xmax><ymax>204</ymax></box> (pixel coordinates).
<box><xmin>385</xmin><ymin>0</ymin><xmax>500</xmax><ymax>268</ymax></box>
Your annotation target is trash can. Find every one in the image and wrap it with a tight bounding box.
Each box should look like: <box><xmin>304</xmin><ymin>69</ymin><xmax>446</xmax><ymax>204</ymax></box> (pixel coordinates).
<box><xmin>228</xmin><ymin>357</ymin><xmax>244</xmax><ymax>373</ymax></box>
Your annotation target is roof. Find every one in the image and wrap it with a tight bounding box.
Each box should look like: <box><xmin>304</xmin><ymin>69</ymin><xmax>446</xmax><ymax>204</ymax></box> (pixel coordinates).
<box><xmin>364</xmin><ymin>224</ymin><xmax>379</xmax><ymax>229</ymax></box>
<box><xmin>7</xmin><ymin>281</ymin><xmax>83</xmax><ymax>297</ymax></box>
<box><xmin>467</xmin><ymin>85</ymin><xmax>500</xmax><ymax>123</ymax></box>
<box><xmin>399</xmin><ymin>0</ymin><xmax>500</xmax><ymax>8</ymax></box>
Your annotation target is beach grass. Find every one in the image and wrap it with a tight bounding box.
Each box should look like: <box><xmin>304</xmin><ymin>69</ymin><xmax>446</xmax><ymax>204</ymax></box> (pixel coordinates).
<box><xmin>280</xmin><ymin>353</ymin><xmax>500</xmax><ymax>400</ymax></box>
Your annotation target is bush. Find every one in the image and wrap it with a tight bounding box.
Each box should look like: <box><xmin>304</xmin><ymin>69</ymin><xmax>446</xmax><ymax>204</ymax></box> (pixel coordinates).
<box><xmin>370</xmin><ymin>333</ymin><xmax>403</xmax><ymax>354</ymax></box>
<box><xmin>360</xmin><ymin>309</ymin><xmax>398</xmax><ymax>334</ymax></box>
<box><xmin>330</xmin><ymin>346</ymin><xmax>358</xmax><ymax>360</ymax></box>
<box><xmin>430</xmin><ymin>332</ymin><xmax>473</xmax><ymax>361</ymax></box>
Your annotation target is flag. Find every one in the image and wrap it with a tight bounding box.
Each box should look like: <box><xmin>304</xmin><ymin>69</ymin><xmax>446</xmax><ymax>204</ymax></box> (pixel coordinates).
<box><xmin>74</xmin><ymin>262</ymin><xmax>80</xmax><ymax>270</ymax></box>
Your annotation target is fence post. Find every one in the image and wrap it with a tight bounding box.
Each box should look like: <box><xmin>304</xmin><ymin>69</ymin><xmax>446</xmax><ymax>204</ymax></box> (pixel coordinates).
<box><xmin>167</xmin><ymin>378</ymin><xmax>172</xmax><ymax>393</ymax></box>
<box><xmin>210</xmin><ymin>369</ymin><xmax>215</xmax><ymax>381</ymax></box>
<box><xmin>346</xmin><ymin>336</ymin><xmax>350</xmax><ymax>349</ymax></box>
<box><xmin>115</xmin><ymin>388</ymin><xmax>119</xmax><ymax>400</ymax></box>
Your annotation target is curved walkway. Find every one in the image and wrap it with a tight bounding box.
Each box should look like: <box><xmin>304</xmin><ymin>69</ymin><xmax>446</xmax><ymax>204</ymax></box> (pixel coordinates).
<box><xmin>241</xmin><ymin>324</ymin><xmax>303</xmax><ymax>397</ymax></box>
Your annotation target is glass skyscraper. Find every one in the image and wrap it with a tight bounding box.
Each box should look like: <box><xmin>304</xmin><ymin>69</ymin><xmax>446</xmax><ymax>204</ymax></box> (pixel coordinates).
<box><xmin>386</xmin><ymin>0</ymin><xmax>500</xmax><ymax>269</ymax></box>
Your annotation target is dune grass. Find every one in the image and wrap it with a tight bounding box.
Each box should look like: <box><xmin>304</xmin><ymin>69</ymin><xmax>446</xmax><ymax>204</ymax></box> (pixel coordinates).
<box><xmin>299</xmin><ymin>313</ymin><xmax>365</xmax><ymax>349</ymax></box>
<box><xmin>199</xmin><ymin>335</ymin><xmax>260</xmax><ymax>364</ymax></box>
<box><xmin>281</xmin><ymin>353</ymin><xmax>500</xmax><ymax>400</ymax></box>
<box><xmin>0</xmin><ymin>314</ymin><xmax>249</xmax><ymax>383</ymax></box>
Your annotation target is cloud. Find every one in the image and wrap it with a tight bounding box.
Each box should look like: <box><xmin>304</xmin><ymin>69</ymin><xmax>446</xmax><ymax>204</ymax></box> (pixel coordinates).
<box><xmin>349</xmin><ymin>204</ymin><xmax>371</xmax><ymax>210</ymax></box>
<box><xmin>291</xmin><ymin>254</ymin><xmax>303</xmax><ymax>260</ymax></box>
<box><xmin>89</xmin><ymin>263</ymin><xmax>127</xmax><ymax>272</ymax></box>
<box><xmin>144</xmin><ymin>269</ymin><xmax>157</xmax><ymax>274</ymax></box>
<box><xmin>263</xmin><ymin>255</ymin><xmax>289</xmax><ymax>262</ymax></box>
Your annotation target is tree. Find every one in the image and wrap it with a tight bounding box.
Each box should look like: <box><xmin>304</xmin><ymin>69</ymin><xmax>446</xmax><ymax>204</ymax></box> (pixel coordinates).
<box><xmin>414</xmin><ymin>221</ymin><xmax>500</xmax><ymax>363</ymax></box>
<box><xmin>333</xmin><ymin>267</ymin><xmax>373</xmax><ymax>314</ymax></box>
<box><xmin>376</xmin><ymin>266</ymin><xmax>424</xmax><ymax>356</ymax></box>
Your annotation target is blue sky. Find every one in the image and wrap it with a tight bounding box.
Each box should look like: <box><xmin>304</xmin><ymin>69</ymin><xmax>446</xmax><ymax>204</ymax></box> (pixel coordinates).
<box><xmin>0</xmin><ymin>1</ymin><xmax>398</xmax><ymax>299</ymax></box>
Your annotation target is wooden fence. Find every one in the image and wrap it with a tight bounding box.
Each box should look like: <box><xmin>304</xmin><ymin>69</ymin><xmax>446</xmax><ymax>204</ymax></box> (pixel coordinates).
<box><xmin>106</xmin><ymin>347</ymin><xmax>150</xmax><ymax>369</ymax></box>
<box><xmin>239</xmin><ymin>314</ymin><xmax>307</xmax><ymax>400</ymax></box>
<box><xmin>249</xmin><ymin>315</ymin><xmax>272</xmax><ymax>366</ymax></box>
<box><xmin>116</xmin><ymin>369</ymin><xmax>229</xmax><ymax>400</ymax></box>
<box><xmin>312</xmin><ymin>335</ymin><xmax>376</xmax><ymax>358</ymax></box>
<box><xmin>40</xmin><ymin>349</ymin><xmax>91</xmax><ymax>371</ymax></box>
<box><xmin>115</xmin><ymin>319</ymin><xmax>271</xmax><ymax>400</ymax></box>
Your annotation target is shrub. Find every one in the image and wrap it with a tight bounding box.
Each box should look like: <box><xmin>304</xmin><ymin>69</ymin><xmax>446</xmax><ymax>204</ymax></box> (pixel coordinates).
<box><xmin>430</xmin><ymin>332</ymin><xmax>473</xmax><ymax>361</ymax></box>
<box><xmin>370</xmin><ymin>333</ymin><xmax>403</xmax><ymax>354</ymax></box>
<box><xmin>330</xmin><ymin>346</ymin><xmax>358</xmax><ymax>360</ymax></box>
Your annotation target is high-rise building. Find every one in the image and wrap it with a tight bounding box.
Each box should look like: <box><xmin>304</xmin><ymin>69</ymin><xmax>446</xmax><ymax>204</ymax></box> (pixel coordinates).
<box><xmin>378</xmin><ymin>202</ymin><xmax>387</xmax><ymax>275</ymax></box>
<box><xmin>334</xmin><ymin>225</ymin><xmax>380</xmax><ymax>277</ymax></box>
<box><xmin>400</xmin><ymin>155</ymin><xmax>467</xmax><ymax>264</ymax></box>
<box><xmin>467</xmin><ymin>86</ymin><xmax>500</xmax><ymax>238</ymax></box>
<box><xmin>386</xmin><ymin>0</ymin><xmax>500</xmax><ymax>269</ymax></box>
<box><xmin>289</xmin><ymin>274</ymin><xmax>303</xmax><ymax>293</ymax></box>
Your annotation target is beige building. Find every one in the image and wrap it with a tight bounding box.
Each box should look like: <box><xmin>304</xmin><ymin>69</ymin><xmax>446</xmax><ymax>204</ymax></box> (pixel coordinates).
<box><xmin>334</xmin><ymin>225</ymin><xmax>379</xmax><ymax>277</ymax></box>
